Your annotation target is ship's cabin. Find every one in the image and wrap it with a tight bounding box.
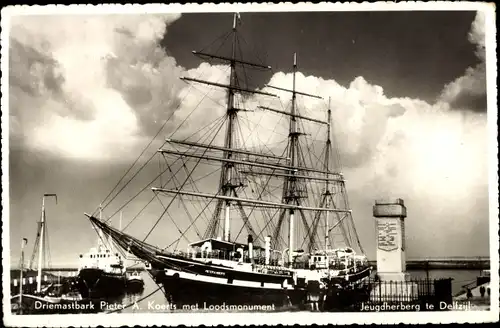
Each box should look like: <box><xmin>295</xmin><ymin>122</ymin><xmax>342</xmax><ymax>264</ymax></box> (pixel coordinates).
<box><xmin>78</xmin><ymin>245</ymin><xmax>124</xmax><ymax>274</ymax></box>
<box><xmin>187</xmin><ymin>238</ymin><xmax>272</xmax><ymax>264</ymax></box>
<box><xmin>304</xmin><ymin>247</ymin><xmax>368</xmax><ymax>270</ymax></box>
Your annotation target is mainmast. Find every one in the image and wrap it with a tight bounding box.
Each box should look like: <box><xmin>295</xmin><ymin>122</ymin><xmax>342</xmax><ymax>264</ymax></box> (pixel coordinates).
<box><xmin>324</xmin><ymin>98</ymin><xmax>332</xmax><ymax>250</ymax></box>
<box><xmin>260</xmin><ymin>54</ymin><xmax>324</xmax><ymax>266</ymax></box>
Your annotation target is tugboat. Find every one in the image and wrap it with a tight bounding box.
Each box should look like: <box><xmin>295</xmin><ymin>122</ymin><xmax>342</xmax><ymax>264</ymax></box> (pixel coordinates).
<box><xmin>77</xmin><ymin>244</ymin><xmax>126</xmax><ymax>298</ymax></box>
<box><xmin>126</xmin><ymin>271</ymin><xmax>145</xmax><ymax>294</ymax></box>
<box><xmin>77</xmin><ymin>205</ymin><xmax>127</xmax><ymax>298</ymax></box>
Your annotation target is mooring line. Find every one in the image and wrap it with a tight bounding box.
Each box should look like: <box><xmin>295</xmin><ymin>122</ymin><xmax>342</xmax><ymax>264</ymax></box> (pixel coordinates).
<box><xmin>104</xmin><ymin>270</ymin><xmax>171</xmax><ymax>314</ymax></box>
<box><xmin>104</xmin><ymin>283</ymin><xmax>163</xmax><ymax>314</ymax></box>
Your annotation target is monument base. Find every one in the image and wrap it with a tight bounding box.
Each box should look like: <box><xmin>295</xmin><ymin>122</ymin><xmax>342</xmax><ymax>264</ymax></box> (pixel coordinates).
<box><xmin>377</xmin><ymin>272</ymin><xmax>411</xmax><ymax>282</ymax></box>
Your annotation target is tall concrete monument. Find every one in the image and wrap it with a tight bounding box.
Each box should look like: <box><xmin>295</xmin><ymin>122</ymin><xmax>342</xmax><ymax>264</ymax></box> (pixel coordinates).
<box><xmin>373</xmin><ymin>198</ymin><xmax>409</xmax><ymax>281</ymax></box>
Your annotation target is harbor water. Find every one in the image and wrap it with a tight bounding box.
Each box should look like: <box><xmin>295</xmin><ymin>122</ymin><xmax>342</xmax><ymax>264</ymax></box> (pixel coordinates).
<box><xmin>10</xmin><ymin>268</ymin><xmax>485</xmax><ymax>314</ymax></box>
<box><xmin>98</xmin><ymin>269</ymin><xmax>484</xmax><ymax>313</ymax></box>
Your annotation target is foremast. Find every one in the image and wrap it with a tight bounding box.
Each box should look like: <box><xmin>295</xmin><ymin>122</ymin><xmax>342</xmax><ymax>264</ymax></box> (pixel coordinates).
<box><xmin>154</xmin><ymin>14</ymin><xmax>352</xmax><ymax>257</ymax></box>
<box><xmin>159</xmin><ymin>13</ymin><xmax>275</xmax><ymax>243</ymax></box>
<box><xmin>221</xmin><ymin>13</ymin><xmax>238</xmax><ymax>242</ymax></box>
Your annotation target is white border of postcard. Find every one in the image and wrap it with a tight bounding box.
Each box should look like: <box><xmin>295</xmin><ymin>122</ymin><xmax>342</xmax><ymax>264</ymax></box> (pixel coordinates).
<box><xmin>1</xmin><ymin>2</ymin><xmax>498</xmax><ymax>327</ymax></box>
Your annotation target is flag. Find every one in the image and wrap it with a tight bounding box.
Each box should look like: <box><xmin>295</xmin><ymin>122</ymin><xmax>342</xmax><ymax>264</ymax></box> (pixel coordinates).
<box><xmin>233</xmin><ymin>13</ymin><xmax>242</xmax><ymax>29</ymax></box>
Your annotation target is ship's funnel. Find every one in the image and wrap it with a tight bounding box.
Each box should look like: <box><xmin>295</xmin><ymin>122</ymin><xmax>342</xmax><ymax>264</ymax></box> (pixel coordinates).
<box><xmin>237</xmin><ymin>247</ymin><xmax>244</xmax><ymax>263</ymax></box>
<box><xmin>248</xmin><ymin>235</ymin><xmax>254</xmax><ymax>263</ymax></box>
<box><xmin>265</xmin><ymin>236</ymin><xmax>271</xmax><ymax>265</ymax></box>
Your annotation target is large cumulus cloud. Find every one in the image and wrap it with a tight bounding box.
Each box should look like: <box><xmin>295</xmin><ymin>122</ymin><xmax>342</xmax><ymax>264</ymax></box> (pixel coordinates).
<box><xmin>10</xmin><ymin>14</ymin><xmax>184</xmax><ymax>161</ymax></box>
<box><xmin>438</xmin><ymin>12</ymin><xmax>487</xmax><ymax>112</ymax></box>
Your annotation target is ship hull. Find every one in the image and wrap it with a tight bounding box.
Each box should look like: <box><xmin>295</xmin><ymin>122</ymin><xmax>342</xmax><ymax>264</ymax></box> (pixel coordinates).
<box><xmin>77</xmin><ymin>268</ymin><xmax>126</xmax><ymax>299</ymax></box>
<box><xmin>126</xmin><ymin>278</ymin><xmax>145</xmax><ymax>294</ymax></box>
<box><xmin>320</xmin><ymin>267</ymin><xmax>372</xmax><ymax>311</ymax></box>
<box><xmin>329</xmin><ymin>266</ymin><xmax>372</xmax><ymax>286</ymax></box>
<box><xmin>151</xmin><ymin>268</ymin><xmax>306</xmax><ymax>309</ymax></box>
<box><xmin>148</xmin><ymin>254</ymin><xmax>373</xmax><ymax>310</ymax></box>
<box><xmin>148</xmin><ymin>255</ymin><xmax>307</xmax><ymax>309</ymax></box>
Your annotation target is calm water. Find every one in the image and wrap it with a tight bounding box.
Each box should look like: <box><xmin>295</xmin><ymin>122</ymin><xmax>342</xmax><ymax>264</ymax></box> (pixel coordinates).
<box><xmin>118</xmin><ymin>273</ymin><xmax>169</xmax><ymax>314</ymax></box>
<box><xmin>407</xmin><ymin>269</ymin><xmax>484</xmax><ymax>295</ymax></box>
<box><xmin>105</xmin><ymin>269</ymin><xmax>483</xmax><ymax>314</ymax></box>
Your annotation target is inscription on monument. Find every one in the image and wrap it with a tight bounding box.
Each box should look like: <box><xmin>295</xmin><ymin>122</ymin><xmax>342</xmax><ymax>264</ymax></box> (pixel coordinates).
<box><xmin>377</xmin><ymin>220</ymin><xmax>398</xmax><ymax>251</ymax></box>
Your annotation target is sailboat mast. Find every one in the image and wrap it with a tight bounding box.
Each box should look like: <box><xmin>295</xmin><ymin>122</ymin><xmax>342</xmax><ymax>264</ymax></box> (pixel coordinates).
<box><xmin>37</xmin><ymin>193</ymin><xmax>57</xmax><ymax>293</ymax></box>
<box><xmin>288</xmin><ymin>53</ymin><xmax>298</xmax><ymax>266</ymax></box>
<box><xmin>36</xmin><ymin>196</ymin><xmax>45</xmax><ymax>293</ymax></box>
<box><xmin>19</xmin><ymin>238</ymin><xmax>27</xmax><ymax>314</ymax></box>
<box><xmin>324</xmin><ymin>98</ymin><xmax>332</xmax><ymax>250</ymax></box>
<box><xmin>36</xmin><ymin>197</ymin><xmax>45</xmax><ymax>293</ymax></box>
<box><xmin>222</xmin><ymin>13</ymin><xmax>239</xmax><ymax>242</ymax></box>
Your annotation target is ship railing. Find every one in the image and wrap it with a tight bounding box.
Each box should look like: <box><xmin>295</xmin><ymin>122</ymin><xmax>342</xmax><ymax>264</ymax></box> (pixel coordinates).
<box><xmin>191</xmin><ymin>251</ymin><xmax>279</xmax><ymax>265</ymax></box>
<box><xmin>252</xmin><ymin>263</ymin><xmax>294</xmax><ymax>276</ymax></box>
<box><xmin>294</xmin><ymin>259</ymin><xmax>368</xmax><ymax>271</ymax></box>
<box><xmin>192</xmin><ymin>250</ymin><xmax>232</xmax><ymax>261</ymax></box>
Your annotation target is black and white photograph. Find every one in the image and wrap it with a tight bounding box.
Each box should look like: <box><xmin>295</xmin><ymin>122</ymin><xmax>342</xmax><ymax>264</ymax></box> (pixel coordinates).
<box><xmin>1</xmin><ymin>3</ymin><xmax>498</xmax><ymax>327</ymax></box>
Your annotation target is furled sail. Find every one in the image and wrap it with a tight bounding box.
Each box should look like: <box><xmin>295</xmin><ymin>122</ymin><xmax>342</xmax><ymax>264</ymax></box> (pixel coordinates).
<box><xmin>86</xmin><ymin>214</ymin><xmax>163</xmax><ymax>265</ymax></box>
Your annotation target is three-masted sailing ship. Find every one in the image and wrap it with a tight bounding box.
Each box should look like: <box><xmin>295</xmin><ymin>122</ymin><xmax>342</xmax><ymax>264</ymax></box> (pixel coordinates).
<box><xmin>85</xmin><ymin>13</ymin><xmax>371</xmax><ymax>310</ymax></box>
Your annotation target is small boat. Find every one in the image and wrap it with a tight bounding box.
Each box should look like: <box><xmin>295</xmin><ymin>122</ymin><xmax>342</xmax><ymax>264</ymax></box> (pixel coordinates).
<box><xmin>11</xmin><ymin>194</ymin><xmax>63</xmax><ymax>314</ymax></box>
<box><xmin>11</xmin><ymin>194</ymin><xmax>98</xmax><ymax>315</ymax></box>
<box><xmin>77</xmin><ymin>245</ymin><xmax>127</xmax><ymax>298</ymax></box>
<box><xmin>126</xmin><ymin>271</ymin><xmax>145</xmax><ymax>293</ymax></box>
<box><xmin>11</xmin><ymin>282</ymin><xmax>89</xmax><ymax>315</ymax></box>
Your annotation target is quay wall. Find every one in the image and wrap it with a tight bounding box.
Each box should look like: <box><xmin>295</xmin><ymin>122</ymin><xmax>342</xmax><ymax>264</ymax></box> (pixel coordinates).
<box><xmin>368</xmin><ymin>259</ymin><xmax>490</xmax><ymax>270</ymax></box>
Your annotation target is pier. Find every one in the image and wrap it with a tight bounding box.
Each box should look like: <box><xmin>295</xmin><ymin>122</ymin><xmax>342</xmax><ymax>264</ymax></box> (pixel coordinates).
<box><xmin>9</xmin><ymin>267</ymin><xmax>145</xmax><ymax>290</ymax></box>
<box><xmin>368</xmin><ymin>257</ymin><xmax>490</xmax><ymax>270</ymax></box>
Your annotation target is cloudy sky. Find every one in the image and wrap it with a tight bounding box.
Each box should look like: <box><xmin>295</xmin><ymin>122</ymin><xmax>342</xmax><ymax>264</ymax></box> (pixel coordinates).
<box><xmin>5</xmin><ymin>7</ymin><xmax>494</xmax><ymax>267</ymax></box>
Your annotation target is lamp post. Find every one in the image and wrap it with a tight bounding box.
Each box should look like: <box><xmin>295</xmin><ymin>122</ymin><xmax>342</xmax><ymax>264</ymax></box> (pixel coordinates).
<box><xmin>19</xmin><ymin>238</ymin><xmax>28</xmax><ymax>315</ymax></box>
